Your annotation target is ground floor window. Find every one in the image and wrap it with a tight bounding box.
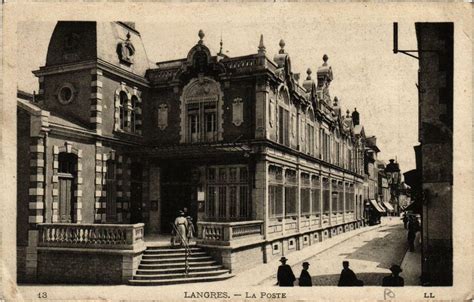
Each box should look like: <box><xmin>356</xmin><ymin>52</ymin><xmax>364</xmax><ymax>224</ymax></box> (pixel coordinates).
<box><xmin>206</xmin><ymin>165</ymin><xmax>250</xmax><ymax>221</ymax></box>
<box><xmin>323</xmin><ymin>178</ymin><xmax>330</xmax><ymax>215</ymax></box>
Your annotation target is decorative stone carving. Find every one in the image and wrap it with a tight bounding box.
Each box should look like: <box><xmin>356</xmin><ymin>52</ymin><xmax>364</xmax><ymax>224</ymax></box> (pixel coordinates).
<box><xmin>157</xmin><ymin>104</ymin><xmax>168</xmax><ymax>130</ymax></box>
<box><xmin>232</xmin><ymin>98</ymin><xmax>243</xmax><ymax>127</ymax></box>
<box><xmin>117</xmin><ymin>32</ymin><xmax>135</xmax><ymax>65</ymax></box>
<box><xmin>269</xmin><ymin>99</ymin><xmax>275</xmax><ymax>128</ymax></box>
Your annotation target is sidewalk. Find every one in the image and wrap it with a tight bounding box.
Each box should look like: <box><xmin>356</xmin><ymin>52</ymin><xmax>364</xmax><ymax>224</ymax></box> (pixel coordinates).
<box><xmin>400</xmin><ymin>231</ymin><xmax>422</xmax><ymax>285</ymax></box>
<box><xmin>221</xmin><ymin>219</ymin><xmax>398</xmax><ymax>286</ymax></box>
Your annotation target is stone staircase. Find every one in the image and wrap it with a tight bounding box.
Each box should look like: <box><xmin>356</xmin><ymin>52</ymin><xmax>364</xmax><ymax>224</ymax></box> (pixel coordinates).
<box><xmin>129</xmin><ymin>246</ymin><xmax>234</xmax><ymax>285</ymax></box>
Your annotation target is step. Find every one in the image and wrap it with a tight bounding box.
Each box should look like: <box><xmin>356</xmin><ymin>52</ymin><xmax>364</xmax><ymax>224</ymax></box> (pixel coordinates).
<box><xmin>129</xmin><ymin>274</ymin><xmax>234</xmax><ymax>286</ymax></box>
<box><xmin>133</xmin><ymin>269</ymin><xmax>230</xmax><ymax>280</ymax></box>
<box><xmin>139</xmin><ymin>260</ymin><xmax>218</xmax><ymax>269</ymax></box>
<box><xmin>141</xmin><ymin>256</ymin><xmax>213</xmax><ymax>264</ymax></box>
<box><xmin>136</xmin><ymin>265</ymin><xmax>223</xmax><ymax>275</ymax></box>
<box><xmin>142</xmin><ymin>251</ymin><xmax>207</xmax><ymax>258</ymax></box>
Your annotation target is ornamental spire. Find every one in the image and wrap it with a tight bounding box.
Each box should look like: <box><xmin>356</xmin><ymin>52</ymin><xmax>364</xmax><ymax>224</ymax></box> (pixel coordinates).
<box><xmin>198</xmin><ymin>29</ymin><xmax>205</xmax><ymax>44</ymax></box>
<box><xmin>258</xmin><ymin>34</ymin><xmax>266</xmax><ymax>54</ymax></box>
<box><xmin>279</xmin><ymin>39</ymin><xmax>286</xmax><ymax>54</ymax></box>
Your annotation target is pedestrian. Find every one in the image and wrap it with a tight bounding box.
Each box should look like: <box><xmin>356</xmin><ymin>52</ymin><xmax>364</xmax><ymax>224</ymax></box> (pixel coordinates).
<box><xmin>382</xmin><ymin>265</ymin><xmax>404</xmax><ymax>287</ymax></box>
<box><xmin>402</xmin><ymin>212</ymin><xmax>408</xmax><ymax>229</ymax></box>
<box><xmin>298</xmin><ymin>262</ymin><xmax>312</xmax><ymax>287</ymax></box>
<box><xmin>186</xmin><ymin>216</ymin><xmax>195</xmax><ymax>243</ymax></box>
<box><xmin>407</xmin><ymin>216</ymin><xmax>416</xmax><ymax>252</ymax></box>
<box><xmin>338</xmin><ymin>261</ymin><xmax>362</xmax><ymax>286</ymax></box>
<box><xmin>276</xmin><ymin>257</ymin><xmax>296</xmax><ymax>287</ymax></box>
<box><xmin>173</xmin><ymin>210</ymin><xmax>188</xmax><ymax>247</ymax></box>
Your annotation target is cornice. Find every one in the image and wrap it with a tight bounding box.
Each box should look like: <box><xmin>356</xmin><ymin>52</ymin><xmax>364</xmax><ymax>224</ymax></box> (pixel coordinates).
<box><xmin>33</xmin><ymin>59</ymin><xmax>150</xmax><ymax>87</ymax></box>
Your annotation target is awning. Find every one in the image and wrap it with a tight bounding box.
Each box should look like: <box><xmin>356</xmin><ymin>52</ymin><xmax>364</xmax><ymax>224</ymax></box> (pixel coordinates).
<box><xmin>369</xmin><ymin>199</ymin><xmax>386</xmax><ymax>213</ymax></box>
<box><xmin>383</xmin><ymin>202</ymin><xmax>395</xmax><ymax>212</ymax></box>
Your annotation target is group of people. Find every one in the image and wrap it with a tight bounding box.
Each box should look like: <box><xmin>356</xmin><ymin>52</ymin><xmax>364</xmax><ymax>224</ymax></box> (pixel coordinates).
<box><xmin>277</xmin><ymin>258</ymin><xmax>404</xmax><ymax>287</ymax></box>
<box><xmin>172</xmin><ymin>209</ymin><xmax>195</xmax><ymax>246</ymax></box>
<box><xmin>402</xmin><ymin>212</ymin><xmax>421</xmax><ymax>252</ymax></box>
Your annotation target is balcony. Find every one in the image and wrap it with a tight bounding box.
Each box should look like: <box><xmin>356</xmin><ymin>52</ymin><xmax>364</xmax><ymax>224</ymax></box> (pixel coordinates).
<box><xmin>196</xmin><ymin>220</ymin><xmax>264</xmax><ymax>248</ymax></box>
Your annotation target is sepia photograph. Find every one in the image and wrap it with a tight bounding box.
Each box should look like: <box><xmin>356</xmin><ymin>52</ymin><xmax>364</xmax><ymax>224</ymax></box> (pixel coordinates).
<box><xmin>1</xmin><ymin>2</ymin><xmax>472</xmax><ymax>301</ymax></box>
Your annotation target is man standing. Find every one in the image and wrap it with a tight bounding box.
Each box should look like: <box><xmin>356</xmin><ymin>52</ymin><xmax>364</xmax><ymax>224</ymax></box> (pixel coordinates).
<box><xmin>277</xmin><ymin>257</ymin><xmax>296</xmax><ymax>287</ymax></box>
<box><xmin>298</xmin><ymin>262</ymin><xmax>312</xmax><ymax>286</ymax></box>
<box><xmin>338</xmin><ymin>261</ymin><xmax>361</xmax><ymax>286</ymax></box>
<box><xmin>382</xmin><ymin>265</ymin><xmax>405</xmax><ymax>286</ymax></box>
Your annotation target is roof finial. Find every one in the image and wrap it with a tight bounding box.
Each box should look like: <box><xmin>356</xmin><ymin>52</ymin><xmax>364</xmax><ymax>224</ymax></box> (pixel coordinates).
<box><xmin>306</xmin><ymin>68</ymin><xmax>312</xmax><ymax>80</ymax></box>
<box><xmin>258</xmin><ymin>34</ymin><xmax>266</xmax><ymax>54</ymax></box>
<box><xmin>198</xmin><ymin>29</ymin><xmax>205</xmax><ymax>43</ymax></box>
<box><xmin>219</xmin><ymin>34</ymin><xmax>223</xmax><ymax>55</ymax></box>
<box><xmin>279</xmin><ymin>39</ymin><xmax>286</xmax><ymax>54</ymax></box>
<box><xmin>322</xmin><ymin>54</ymin><xmax>328</xmax><ymax>65</ymax></box>
<box><xmin>126</xmin><ymin>31</ymin><xmax>131</xmax><ymax>41</ymax></box>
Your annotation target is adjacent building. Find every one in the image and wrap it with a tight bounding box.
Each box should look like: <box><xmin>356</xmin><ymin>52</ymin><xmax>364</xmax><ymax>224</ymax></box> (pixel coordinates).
<box><xmin>414</xmin><ymin>22</ymin><xmax>453</xmax><ymax>286</ymax></box>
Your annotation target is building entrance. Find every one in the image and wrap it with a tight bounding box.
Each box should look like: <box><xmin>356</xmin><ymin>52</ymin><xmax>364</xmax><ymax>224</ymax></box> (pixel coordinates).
<box><xmin>160</xmin><ymin>164</ymin><xmax>199</xmax><ymax>234</ymax></box>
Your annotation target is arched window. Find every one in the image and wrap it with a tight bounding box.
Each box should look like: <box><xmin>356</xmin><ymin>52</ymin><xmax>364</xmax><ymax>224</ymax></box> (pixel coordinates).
<box><xmin>131</xmin><ymin>95</ymin><xmax>138</xmax><ymax>133</ymax></box>
<box><xmin>58</xmin><ymin>152</ymin><xmax>77</xmax><ymax>223</ymax></box>
<box><xmin>119</xmin><ymin>91</ymin><xmax>128</xmax><ymax>130</ymax></box>
<box><xmin>182</xmin><ymin>78</ymin><xmax>221</xmax><ymax>143</ymax></box>
<box><xmin>277</xmin><ymin>88</ymin><xmax>290</xmax><ymax>147</ymax></box>
<box><xmin>306</xmin><ymin>109</ymin><xmax>315</xmax><ymax>155</ymax></box>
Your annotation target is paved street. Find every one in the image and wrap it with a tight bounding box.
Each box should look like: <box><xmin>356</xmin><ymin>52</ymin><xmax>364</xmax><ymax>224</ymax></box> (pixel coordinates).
<box><xmin>260</xmin><ymin>217</ymin><xmax>408</xmax><ymax>286</ymax></box>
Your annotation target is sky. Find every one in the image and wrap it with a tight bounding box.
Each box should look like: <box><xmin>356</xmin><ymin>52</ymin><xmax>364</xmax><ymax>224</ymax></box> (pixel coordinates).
<box><xmin>17</xmin><ymin>13</ymin><xmax>419</xmax><ymax>173</ymax></box>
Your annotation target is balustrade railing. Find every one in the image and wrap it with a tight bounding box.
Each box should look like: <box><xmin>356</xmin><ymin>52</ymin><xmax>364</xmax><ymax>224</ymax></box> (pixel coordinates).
<box><xmin>197</xmin><ymin>220</ymin><xmax>263</xmax><ymax>245</ymax></box>
<box><xmin>38</xmin><ymin>223</ymin><xmax>145</xmax><ymax>250</ymax></box>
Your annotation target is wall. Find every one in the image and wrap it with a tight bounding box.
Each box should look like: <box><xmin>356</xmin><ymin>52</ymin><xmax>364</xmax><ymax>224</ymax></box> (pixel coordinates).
<box><xmin>37</xmin><ymin>250</ymin><xmax>123</xmax><ymax>284</ymax></box>
<box><xmin>42</xmin><ymin>70</ymin><xmax>92</xmax><ymax>128</ymax></box>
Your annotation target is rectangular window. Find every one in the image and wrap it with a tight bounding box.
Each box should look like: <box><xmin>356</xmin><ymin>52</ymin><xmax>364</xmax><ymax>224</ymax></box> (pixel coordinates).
<box><xmin>301</xmin><ymin>188</ymin><xmax>311</xmax><ymax>214</ymax></box>
<box><xmin>311</xmin><ymin>188</ymin><xmax>320</xmax><ymax>215</ymax></box>
<box><xmin>218</xmin><ymin>186</ymin><xmax>227</xmax><ymax>218</ymax></box>
<box><xmin>285</xmin><ymin>186</ymin><xmax>297</xmax><ymax>216</ymax></box>
<box><xmin>186</xmin><ymin>102</ymin><xmax>217</xmax><ymax>143</ymax></box>
<box><xmin>269</xmin><ymin>185</ymin><xmax>283</xmax><ymax>217</ymax></box>
<box><xmin>207</xmin><ymin>166</ymin><xmax>250</xmax><ymax>221</ymax></box>
<box><xmin>207</xmin><ymin>186</ymin><xmax>216</xmax><ymax>217</ymax></box>
<box><xmin>323</xmin><ymin>179</ymin><xmax>330</xmax><ymax>215</ymax></box>
<box><xmin>229</xmin><ymin>186</ymin><xmax>237</xmax><ymax>218</ymax></box>
<box><xmin>239</xmin><ymin>186</ymin><xmax>249</xmax><ymax>217</ymax></box>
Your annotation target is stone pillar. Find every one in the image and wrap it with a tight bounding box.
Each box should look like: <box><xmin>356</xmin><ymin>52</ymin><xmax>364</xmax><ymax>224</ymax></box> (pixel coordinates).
<box><xmin>116</xmin><ymin>155</ymin><xmax>124</xmax><ymax>222</ymax></box>
<box><xmin>148</xmin><ymin>166</ymin><xmax>161</xmax><ymax>233</ymax></box>
<box><xmin>90</xmin><ymin>68</ymin><xmax>103</xmax><ymax>135</ymax></box>
<box><xmin>255</xmin><ymin>77</ymin><xmax>269</xmax><ymax>139</ymax></box>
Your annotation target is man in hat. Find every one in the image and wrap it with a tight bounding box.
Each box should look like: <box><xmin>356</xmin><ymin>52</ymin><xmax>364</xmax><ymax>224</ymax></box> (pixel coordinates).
<box><xmin>277</xmin><ymin>257</ymin><xmax>296</xmax><ymax>287</ymax></box>
<box><xmin>338</xmin><ymin>261</ymin><xmax>361</xmax><ymax>286</ymax></box>
<box><xmin>298</xmin><ymin>262</ymin><xmax>312</xmax><ymax>286</ymax></box>
<box><xmin>382</xmin><ymin>265</ymin><xmax>404</xmax><ymax>287</ymax></box>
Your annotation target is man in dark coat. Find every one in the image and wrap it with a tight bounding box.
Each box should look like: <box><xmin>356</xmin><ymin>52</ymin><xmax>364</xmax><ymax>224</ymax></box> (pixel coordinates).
<box><xmin>382</xmin><ymin>265</ymin><xmax>405</xmax><ymax>287</ymax></box>
<box><xmin>277</xmin><ymin>257</ymin><xmax>296</xmax><ymax>287</ymax></box>
<box><xmin>338</xmin><ymin>261</ymin><xmax>361</xmax><ymax>286</ymax></box>
<box><xmin>298</xmin><ymin>262</ymin><xmax>312</xmax><ymax>286</ymax></box>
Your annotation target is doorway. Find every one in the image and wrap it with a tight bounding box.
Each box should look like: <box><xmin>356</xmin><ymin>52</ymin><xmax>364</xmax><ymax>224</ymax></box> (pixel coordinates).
<box><xmin>160</xmin><ymin>164</ymin><xmax>198</xmax><ymax>234</ymax></box>
<box><xmin>58</xmin><ymin>152</ymin><xmax>77</xmax><ymax>223</ymax></box>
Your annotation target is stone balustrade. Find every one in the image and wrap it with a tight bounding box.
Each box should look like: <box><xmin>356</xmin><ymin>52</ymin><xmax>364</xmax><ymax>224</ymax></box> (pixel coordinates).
<box><xmin>197</xmin><ymin>220</ymin><xmax>264</xmax><ymax>246</ymax></box>
<box><xmin>38</xmin><ymin>223</ymin><xmax>145</xmax><ymax>250</ymax></box>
